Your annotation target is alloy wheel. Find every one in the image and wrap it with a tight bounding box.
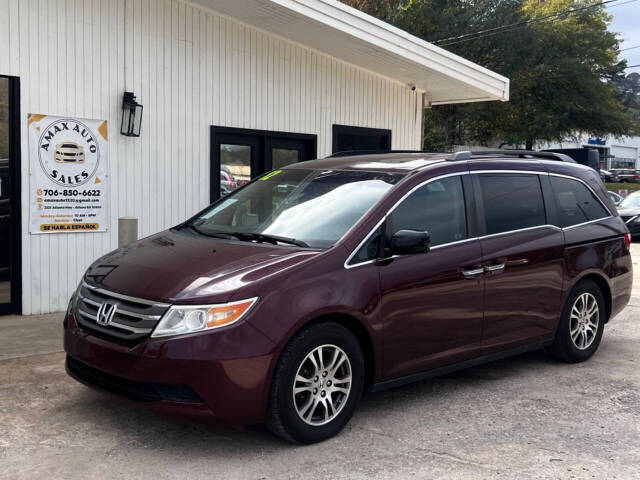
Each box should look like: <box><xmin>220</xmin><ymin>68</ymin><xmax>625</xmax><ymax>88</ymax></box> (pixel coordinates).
<box><xmin>292</xmin><ymin>344</ymin><xmax>352</xmax><ymax>426</ymax></box>
<box><xmin>569</xmin><ymin>292</ymin><xmax>599</xmax><ymax>350</ymax></box>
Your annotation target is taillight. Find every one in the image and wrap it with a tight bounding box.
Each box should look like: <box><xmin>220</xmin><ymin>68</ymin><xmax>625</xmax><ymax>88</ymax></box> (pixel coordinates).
<box><xmin>634</xmin><ymin>174</ymin><xmax>639</xmax><ymax>179</ymax></box>
<box><xmin>624</xmin><ymin>232</ymin><xmax>631</xmax><ymax>249</ymax></box>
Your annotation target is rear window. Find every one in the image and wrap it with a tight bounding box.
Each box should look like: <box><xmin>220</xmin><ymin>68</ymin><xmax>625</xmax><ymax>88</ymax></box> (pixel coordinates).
<box><xmin>550</xmin><ymin>176</ymin><xmax>609</xmax><ymax>228</ymax></box>
<box><xmin>478</xmin><ymin>174</ymin><xmax>546</xmax><ymax>235</ymax></box>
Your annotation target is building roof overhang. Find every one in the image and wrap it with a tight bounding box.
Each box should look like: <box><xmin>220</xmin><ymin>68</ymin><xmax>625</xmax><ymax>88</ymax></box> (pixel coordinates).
<box><xmin>191</xmin><ymin>0</ymin><xmax>510</xmax><ymax>105</ymax></box>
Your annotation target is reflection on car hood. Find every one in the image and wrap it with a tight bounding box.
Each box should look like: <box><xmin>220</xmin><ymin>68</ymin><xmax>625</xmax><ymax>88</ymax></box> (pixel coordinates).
<box><xmin>85</xmin><ymin>229</ymin><xmax>321</xmax><ymax>304</ymax></box>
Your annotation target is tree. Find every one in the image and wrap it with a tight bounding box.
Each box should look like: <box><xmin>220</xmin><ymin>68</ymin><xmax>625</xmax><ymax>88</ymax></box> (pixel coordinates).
<box><xmin>342</xmin><ymin>0</ymin><xmax>640</xmax><ymax>149</ymax></box>
<box><xmin>341</xmin><ymin>0</ymin><xmax>404</xmax><ymax>21</ymax></box>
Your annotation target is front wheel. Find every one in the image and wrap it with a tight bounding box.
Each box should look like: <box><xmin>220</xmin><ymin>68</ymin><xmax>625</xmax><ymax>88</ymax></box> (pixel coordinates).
<box><xmin>550</xmin><ymin>280</ymin><xmax>605</xmax><ymax>363</ymax></box>
<box><xmin>265</xmin><ymin>322</ymin><xmax>364</xmax><ymax>444</ymax></box>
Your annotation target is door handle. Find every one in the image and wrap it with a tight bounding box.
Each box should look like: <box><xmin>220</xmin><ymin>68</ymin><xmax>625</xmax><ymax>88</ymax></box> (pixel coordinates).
<box><xmin>484</xmin><ymin>263</ymin><xmax>506</xmax><ymax>273</ymax></box>
<box><xmin>461</xmin><ymin>267</ymin><xmax>484</xmax><ymax>279</ymax></box>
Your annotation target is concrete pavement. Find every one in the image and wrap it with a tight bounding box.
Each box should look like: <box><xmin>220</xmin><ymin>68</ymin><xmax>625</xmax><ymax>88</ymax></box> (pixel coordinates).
<box><xmin>1</xmin><ymin>246</ymin><xmax>640</xmax><ymax>479</ymax></box>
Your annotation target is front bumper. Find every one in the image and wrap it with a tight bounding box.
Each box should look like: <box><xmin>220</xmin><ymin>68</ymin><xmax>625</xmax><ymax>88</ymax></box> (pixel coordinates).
<box><xmin>64</xmin><ymin>310</ymin><xmax>278</xmax><ymax>425</ymax></box>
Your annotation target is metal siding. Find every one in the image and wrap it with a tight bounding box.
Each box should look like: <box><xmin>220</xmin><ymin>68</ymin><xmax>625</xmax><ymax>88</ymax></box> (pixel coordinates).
<box><xmin>0</xmin><ymin>0</ymin><xmax>422</xmax><ymax>314</ymax></box>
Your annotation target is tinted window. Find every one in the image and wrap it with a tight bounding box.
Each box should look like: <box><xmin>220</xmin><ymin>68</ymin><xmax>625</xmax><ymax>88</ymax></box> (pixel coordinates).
<box><xmin>550</xmin><ymin>176</ymin><xmax>609</xmax><ymax>227</ymax></box>
<box><xmin>479</xmin><ymin>174</ymin><xmax>546</xmax><ymax>235</ymax></box>
<box><xmin>388</xmin><ymin>176</ymin><xmax>468</xmax><ymax>247</ymax></box>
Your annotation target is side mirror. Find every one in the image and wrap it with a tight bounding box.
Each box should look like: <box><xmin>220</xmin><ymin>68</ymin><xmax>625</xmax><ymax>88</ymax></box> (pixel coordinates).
<box><xmin>389</xmin><ymin>229</ymin><xmax>430</xmax><ymax>256</ymax></box>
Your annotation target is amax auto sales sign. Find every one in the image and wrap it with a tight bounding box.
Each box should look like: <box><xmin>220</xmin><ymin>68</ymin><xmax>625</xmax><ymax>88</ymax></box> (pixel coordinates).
<box><xmin>28</xmin><ymin>114</ymin><xmax>108</xmax><ymax>233</ymax></box>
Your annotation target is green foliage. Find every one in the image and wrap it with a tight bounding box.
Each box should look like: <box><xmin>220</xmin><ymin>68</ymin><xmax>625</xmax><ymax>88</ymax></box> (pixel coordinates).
<box><xmin>341</xmin><ymin>0</ymin><xmax>640</xmax><ymax>150</ymax></box>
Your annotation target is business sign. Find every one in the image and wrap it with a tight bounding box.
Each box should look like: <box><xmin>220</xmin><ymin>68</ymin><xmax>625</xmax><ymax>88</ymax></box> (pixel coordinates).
<box><xmin>587</xmin><ymin>138</ymin><xmax>606</xmax><ymax>146</ymax></box>
<box><xmin>28</xmin><ymin>114</ymin><xmax>108</xmax><ymax>233</ymax></box>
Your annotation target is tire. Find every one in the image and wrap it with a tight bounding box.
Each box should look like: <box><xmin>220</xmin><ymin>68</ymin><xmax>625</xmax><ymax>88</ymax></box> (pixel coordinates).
<box><xmin>265</xmin><ymin>322</ymin><xmax>364</xmax><ymax>444</ymax></box>
<box><xmin>550</xmin><ymin>279</ymin><xmax>606</xmax><ymax>363</ymax></box>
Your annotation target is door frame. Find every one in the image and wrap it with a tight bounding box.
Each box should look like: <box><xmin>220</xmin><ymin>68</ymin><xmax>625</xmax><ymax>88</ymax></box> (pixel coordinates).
<box><xmin>210</xmin><ymin>126</ymin><xmax>317</xmax><ymax>202</ymax></box>
<box><xmin>0</xmin><ymin>75</ymin><xmax>22</xmax><ymax>315</ymax></box>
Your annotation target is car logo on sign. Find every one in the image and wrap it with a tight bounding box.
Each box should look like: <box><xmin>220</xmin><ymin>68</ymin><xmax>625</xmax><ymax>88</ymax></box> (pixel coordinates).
<box><xmin>96</xmin><ymin>302</ymin><xmax>117</xmax><ymax>326</ymax></box>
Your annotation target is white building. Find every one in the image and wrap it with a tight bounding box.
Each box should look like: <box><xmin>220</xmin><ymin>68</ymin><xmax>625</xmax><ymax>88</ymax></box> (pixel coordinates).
<box><xmin>0</xmin><ymin>0</ymin><xmax>509</xmax><ymax>315</ymax></box>
<box><xmin>543</xmin><ymin>135</ymin><xmax>640</xmax><ymax>170</ymax></box>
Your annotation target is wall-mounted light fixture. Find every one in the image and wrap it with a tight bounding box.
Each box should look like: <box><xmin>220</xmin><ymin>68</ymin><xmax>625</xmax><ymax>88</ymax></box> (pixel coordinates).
<box><xmin>120</xmin><ymin>91</ymin><xmax>143</xmax><ymax>137</ymax></box>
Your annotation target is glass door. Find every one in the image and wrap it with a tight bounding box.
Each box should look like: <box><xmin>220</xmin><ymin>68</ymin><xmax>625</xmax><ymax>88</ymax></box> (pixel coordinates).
<box><xmin>210</xmin><ymin>127</ymin><xmax>317</xmax><ymax>202</ymax></box>
<box><xmin>267</xmin><ymin>137</ymin><xmax>308</xmax><ymax>170</ymax></box>
<box><xmin>0</xmin><ymin>75</ymin><xmax>20</xmax><ymax>315</ymax></box>
<box><xmin>211</xmin><ymin>133</ymin><xmax>260</xmax><ymax>200</ymax></box>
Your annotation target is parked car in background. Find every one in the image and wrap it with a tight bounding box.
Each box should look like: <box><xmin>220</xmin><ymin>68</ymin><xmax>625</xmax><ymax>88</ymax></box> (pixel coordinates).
<box><xmin>608</xmin><ymin>191</ymin><xmax>623</xmax><ymax>205</ymax></box>
<box><xmin>64</xmin><ymin>150</ymin><xmax>632</xmax><ymax>444</ymax></box>
<box><xmin>617</xmin><ymin>191</ymin><xmax>640</xmax><ymax>238</ymax></box>
<box><xmin>600</xmin><ymin>169</ymin><xmax>619</xmax><ymax>183</ymax></box>
<box><xmin>220</xmin><ymin>170</ymin><xmax>235</xmax><ymax>196</ymax></box>
<box><xmin>610</xmin><ymin>169</ymin><xmax>640</xmax><ymax>183</ymax></box>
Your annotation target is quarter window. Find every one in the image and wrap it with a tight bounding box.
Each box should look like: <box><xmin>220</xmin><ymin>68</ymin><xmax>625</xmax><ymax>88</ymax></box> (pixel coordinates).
<box><xmin>550</xmin><ymin>176</ymin><xmax>609</xmax><ymax>228</ymax></box>
<box><xmin>478</xmin><ymin>174</ymin><xmax>546</xmax><ymax>235</ymax></box>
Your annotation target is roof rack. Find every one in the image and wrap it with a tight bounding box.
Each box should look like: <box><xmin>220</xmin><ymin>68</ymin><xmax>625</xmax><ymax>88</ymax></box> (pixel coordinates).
<box><xmin>446</xmin><ymin>150</ymin><xmax>574</xmax><ymax>162</ymax></box>
<box><xmin>327</xmin><ymin>150</ymin><xmax>428</xmax><ymax>158</ymax></box>
<box><xmin>326</xmin><ymin>149</ymin><xmax>575</xmax><ymax>163</ymax></box>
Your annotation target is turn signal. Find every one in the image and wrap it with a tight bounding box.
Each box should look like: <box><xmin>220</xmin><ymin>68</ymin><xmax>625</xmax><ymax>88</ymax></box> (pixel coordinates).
<box><xmin>206</xmin><ymin>300</ymin><xmax>257</xmax><ymax>328</ymax></box>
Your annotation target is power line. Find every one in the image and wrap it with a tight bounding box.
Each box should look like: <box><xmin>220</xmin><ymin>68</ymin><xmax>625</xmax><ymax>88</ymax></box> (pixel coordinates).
<box><xmin>435</xmin><ymin>0</ymin><xmax>637</xmax><ymax>47</ymax></box>
<box><xmin>626</xmin><ymin>64</ymin><xmax>640</xmax><ymax>69</ymax></box>
<box><xmin>621</xmin><ymin>45</ymin><xmax>640</xmax><ymax>51</ymax></box>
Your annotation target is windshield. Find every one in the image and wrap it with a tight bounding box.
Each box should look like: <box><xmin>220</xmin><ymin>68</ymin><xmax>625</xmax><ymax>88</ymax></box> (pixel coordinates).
<box><xmin>187</xmin><ymin>169</ymin><xmax>404</xmax><ymax>248</ymax></box>
<box><xmin>620</xmin><ymin>192</ymin><xmax>640</xmax><ymax>208</ymax></box>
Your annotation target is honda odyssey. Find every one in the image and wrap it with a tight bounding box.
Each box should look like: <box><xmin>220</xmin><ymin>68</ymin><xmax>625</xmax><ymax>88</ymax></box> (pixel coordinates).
<box><xmin>64</xmin><ymin>150</ymin><xmax>633</xmax><ymax>444</ymax></box>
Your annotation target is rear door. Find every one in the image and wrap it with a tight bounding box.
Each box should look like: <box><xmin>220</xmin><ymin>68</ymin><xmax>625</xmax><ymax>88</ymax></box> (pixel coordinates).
<box><xmin>472</xmin><ymin>167</ymin><xmax>565</xmax><ymax>354</ymax></box>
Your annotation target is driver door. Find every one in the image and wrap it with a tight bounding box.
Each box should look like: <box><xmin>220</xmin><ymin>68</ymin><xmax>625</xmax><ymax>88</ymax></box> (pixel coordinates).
<box><xmin>380</xmin><ymin>173</ymin><xmax>485</xmax><ymax>379</ymax></box>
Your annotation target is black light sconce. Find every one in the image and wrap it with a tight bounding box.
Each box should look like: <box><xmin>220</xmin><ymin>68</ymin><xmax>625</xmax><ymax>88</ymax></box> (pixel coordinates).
<box><xmin>120</xmin><ymin>91</ymin><xmax>143</xmax><ymax>137</ymax></box>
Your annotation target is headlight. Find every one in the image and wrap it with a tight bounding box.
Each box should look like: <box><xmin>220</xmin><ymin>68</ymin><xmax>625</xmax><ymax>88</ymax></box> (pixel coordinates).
<box><xmin>151</xmin><ymin>297</ymin><xmax>258</xmax><ymax>338</ymax></box>
<box><xmin>69</xmin><ymin>280</ymin><xmax>83</xmax><ymax>313</ymax></box>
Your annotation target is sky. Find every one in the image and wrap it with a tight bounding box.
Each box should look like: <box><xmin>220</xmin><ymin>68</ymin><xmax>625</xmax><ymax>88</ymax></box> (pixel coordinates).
<box><xmin>607</xmin><ymin>0</ymin><xmax>640</xmax><ymax>72</ymax></box>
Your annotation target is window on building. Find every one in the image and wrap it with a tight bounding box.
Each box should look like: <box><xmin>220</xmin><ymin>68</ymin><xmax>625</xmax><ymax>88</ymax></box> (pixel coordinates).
<box><xmin>478</xmin><ymin>174</ymin><xmax>546</xmax><ymax>235</ymax></box>
<box><xmin>332</xmin><ymin>125</ymin><xmax>391</xmax><ymax>154</ymax></box>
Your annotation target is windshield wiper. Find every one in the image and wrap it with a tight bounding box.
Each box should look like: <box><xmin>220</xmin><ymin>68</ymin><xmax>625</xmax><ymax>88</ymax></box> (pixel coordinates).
<box><xmin>188</xmin><ymin>225</ymin><xmax>236</xmax><ymax>240</ymax></box>
<box><xmin>230</xmin><ymin>232</ymin><xmax>310</xmax><ymax>248</ymax></box>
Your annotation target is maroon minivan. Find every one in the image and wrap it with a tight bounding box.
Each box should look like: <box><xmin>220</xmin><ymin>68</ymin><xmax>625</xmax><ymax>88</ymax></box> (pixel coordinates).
<box><xmin>64</xmin><ymin>151</ymin><xmax>633</xmax><ymax>444</ymax></box>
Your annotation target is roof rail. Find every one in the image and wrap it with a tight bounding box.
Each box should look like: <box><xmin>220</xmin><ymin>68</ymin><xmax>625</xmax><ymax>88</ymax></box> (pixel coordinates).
<box><xmin>327</xmin><ymin>150</ymin><xmax>427</xmax><ymax>158</ymax></box>
<box><xmin>446</xmin><ymin>149</ymin><xmax>572</xmax><ymax>162</ymax></box>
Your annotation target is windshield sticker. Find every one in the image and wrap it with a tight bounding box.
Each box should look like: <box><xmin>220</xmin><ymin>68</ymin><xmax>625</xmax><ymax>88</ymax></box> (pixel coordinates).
<box><xmin>260</xmin><ymin>170</ymin><xmax>282</xmax><ymax>181</ymax></box>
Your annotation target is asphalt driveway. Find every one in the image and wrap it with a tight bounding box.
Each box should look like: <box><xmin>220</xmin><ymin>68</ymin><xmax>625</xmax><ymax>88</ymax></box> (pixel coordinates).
<box><xmin>1</xmin><ymin>246</ymin><xmax>640</xmax><ymax>479</ymax></box>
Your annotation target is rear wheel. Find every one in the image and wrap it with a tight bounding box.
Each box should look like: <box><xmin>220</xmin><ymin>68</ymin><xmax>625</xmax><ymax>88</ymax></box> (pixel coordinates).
<box><xmin>265</xmin><ymin>322</ymin><xmax>364</xmax><ymax>444</ymax></box>
<box><xmin>551</xmin><ymin>280</ymin><xmax>605</xmax><ymax>363</ymax></box>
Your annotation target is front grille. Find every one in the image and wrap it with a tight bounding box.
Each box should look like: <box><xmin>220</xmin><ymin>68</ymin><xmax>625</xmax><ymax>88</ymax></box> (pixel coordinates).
<box><xmin>75</xmin><ymin>281</ymin><xmax>170</xmax><ymax>343</ymax></box>
<box><xmin>66</xmin><ymin>356</ymin><xmax>203</xmax><ymax>404</ymax></box>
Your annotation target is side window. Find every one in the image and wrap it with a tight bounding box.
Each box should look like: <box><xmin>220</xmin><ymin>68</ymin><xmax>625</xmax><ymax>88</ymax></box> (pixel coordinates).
<box><xmin>550</xmin><ymin>176</ymin><xmax>610</xmax><ymax>228</ymax></box>
<box><xmin>388</xmin><ymin>176</ymin><xmax>468</xmax><ymax>247</ymax></box>
<box><xmin>478</xmin><ymin>174</ymin><xmax>546</xmax><ymax>235</ymax></box>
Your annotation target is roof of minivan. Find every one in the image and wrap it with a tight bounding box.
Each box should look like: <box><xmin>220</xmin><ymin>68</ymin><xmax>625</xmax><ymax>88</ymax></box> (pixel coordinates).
<box><xmin>285</xmin><ymin>152</ymin><xmax>450</xmax><ymax>173</ymax></box>
<box><xmin>284</xmin><ymin>151</ymin><xmax>600</xmax><ymax>176</ymax></box>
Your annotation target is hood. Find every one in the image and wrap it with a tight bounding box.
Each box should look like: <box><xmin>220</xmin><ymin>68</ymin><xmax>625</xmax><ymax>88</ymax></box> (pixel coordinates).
<box><xmin>85</xmin><ymin>229</ymin><xmax>321</xmax><ymax>304</ymax></box>
<box><xmin>617</xmin><ymin>206</ymin><xmax>640</xmax><ymax>217</ymax></box>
